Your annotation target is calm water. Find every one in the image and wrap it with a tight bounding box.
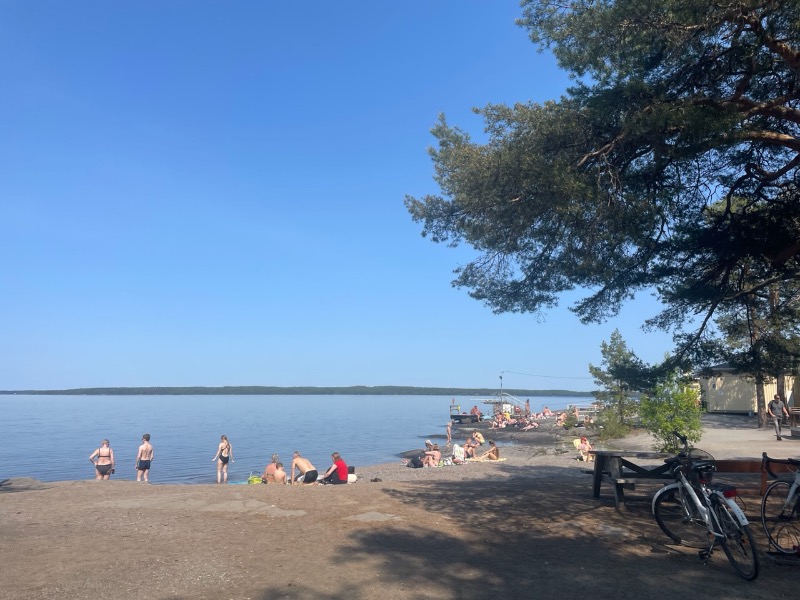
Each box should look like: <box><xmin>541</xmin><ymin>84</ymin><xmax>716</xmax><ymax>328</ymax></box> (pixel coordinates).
<box><xmin>0</xmin><ymin>394</ymin><xmax>593</xmax><ymax>483</ymax></box>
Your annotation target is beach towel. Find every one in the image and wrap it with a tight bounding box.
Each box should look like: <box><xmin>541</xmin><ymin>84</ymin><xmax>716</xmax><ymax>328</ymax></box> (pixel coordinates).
<box><xmin>572</xmin><ymin>438</ymin><xmax>582</xmax><ymax>449</ymax></box>
<box><xmin>452</xmin><ymin>444</ymin><xmax>465</xmax><ymax>463</ymax></box>
<box><xmin>467</xmin><ymin>457</ymin><xmax>508</xmax><ymax>463</ymax></box>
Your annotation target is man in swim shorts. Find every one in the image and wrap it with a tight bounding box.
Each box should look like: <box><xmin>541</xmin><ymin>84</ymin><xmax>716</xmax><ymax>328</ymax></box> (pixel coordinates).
<box><xmin>136</xmin><ymin>433</ymin><xmax>154</xmax><ymax>482</ymax></box>
<box><xmin>290</xmin><ymin>451</ymin><xmax>318</xmax><ymax>485</ymax></box>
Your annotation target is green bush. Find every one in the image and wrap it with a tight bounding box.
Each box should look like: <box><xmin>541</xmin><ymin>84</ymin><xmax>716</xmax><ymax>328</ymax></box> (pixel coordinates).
<box><xmin>595</xmin><ymin>409</ymin><xmax>630</xmax><ymax>440</ymax></box>
<box><xmin>639</xmin><ymin>374</ymin><xmax>703</xmax><ymax>452</ymax></box>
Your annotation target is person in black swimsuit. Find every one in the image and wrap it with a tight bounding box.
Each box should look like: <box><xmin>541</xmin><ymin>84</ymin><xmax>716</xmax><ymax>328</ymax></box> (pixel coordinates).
<box><xmin>89</xmin><ymin>439</ymin><xmax>115</xmax><ymax>480</ymax></box>
<box><xmin>211</xmin><ymin>435</ymin><xmax>233</xmax><ymax>483</ymax></box>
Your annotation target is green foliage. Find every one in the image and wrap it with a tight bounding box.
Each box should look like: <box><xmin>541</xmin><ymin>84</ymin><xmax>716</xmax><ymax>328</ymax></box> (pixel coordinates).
<box><xmin>589</xmin><ymin>329</ymin><xmax>642</xmax><ymax>422</ymax></box>
<box><xmin>407</xmin><ymin>1</ymin><xmax>800</xmax><ymax>376</ymax></box>
<box><xmin>594</xmin><ymin>410</ymin><xmax>630</xmax><ymax>441</ymax></box>
<box><xmin>639</xmin><ymin>374</ymin><xmax>703</xmax><ymax>453</ymax></box>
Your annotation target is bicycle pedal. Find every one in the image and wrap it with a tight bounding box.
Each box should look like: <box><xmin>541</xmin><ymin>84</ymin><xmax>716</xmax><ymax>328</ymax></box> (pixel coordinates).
<box><xmin>698</xmin><ymin>549</ymin><xmax>711</xmax><ymax>562</ymax></box>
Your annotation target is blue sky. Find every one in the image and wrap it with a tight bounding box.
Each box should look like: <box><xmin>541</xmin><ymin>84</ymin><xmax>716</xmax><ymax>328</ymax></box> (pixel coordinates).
<box><xmin>1</xmin><ymin>1</ymin><xmax>674</xmax><ymax>392</ymax></box>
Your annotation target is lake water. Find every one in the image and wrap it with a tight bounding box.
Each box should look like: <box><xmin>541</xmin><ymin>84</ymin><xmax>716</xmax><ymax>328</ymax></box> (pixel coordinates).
<box><xmin>0</xmin><ymin>394</ymin><xmax>593</xmax><ymax>483</ymax></box>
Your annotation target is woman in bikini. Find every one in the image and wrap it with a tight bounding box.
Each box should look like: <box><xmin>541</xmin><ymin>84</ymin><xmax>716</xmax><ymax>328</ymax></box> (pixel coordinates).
<box><xmin>478</xmin><ymin>440</ymin><xmax>500</xmax><ymax>461</ymax></box>
<box><xmin>212</xmin><ymin>435</ymin><xmax>233</xmax><ymax>483</ymax></box>
<box><xmin>89</xmin><ymin>439</ymin><xmax>115</xmax><ymax>480</ymax></box>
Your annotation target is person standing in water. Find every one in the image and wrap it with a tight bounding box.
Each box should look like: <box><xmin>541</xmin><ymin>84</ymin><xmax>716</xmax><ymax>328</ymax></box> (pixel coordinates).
<box><xmin>211</xmin><ymin>435</ymin><xmax>233</xmax><ymax>483</ymax></box>
<box><xmin>89</xmin><ymin>439</ymin><xmax>115</xmax><ymax>480</ymax></box>
<box><xmin>136</xmin><ymin>433</ymin><xmax>154</xmax><ymax>482</ymax></box>
<box><xmin>446</xmin><ymin>420</ymin><xmax>452</xmax><ymax>446</ymax></box>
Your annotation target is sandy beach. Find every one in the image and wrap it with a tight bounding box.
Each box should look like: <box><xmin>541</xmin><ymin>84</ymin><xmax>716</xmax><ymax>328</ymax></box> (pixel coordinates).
<box><xmin>1</xmin><ymin>414</ymin><xmax>798</xmax><ymax>600</ymax></box>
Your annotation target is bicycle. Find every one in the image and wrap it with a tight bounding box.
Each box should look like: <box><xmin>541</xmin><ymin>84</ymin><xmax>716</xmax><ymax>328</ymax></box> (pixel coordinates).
<box><xmin>651</xmin><ymin>431</ymin><xmax>759</xmax><ymax>580</ymax></box>
<box><xmin>760</xmin><ymin>452</ymin><xmax>800</xmax><ymax>554</ymax></box>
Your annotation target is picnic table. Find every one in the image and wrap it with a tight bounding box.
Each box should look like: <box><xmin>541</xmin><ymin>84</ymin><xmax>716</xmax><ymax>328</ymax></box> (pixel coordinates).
<box><xmin>590</xmin><ymin>450</ymin><xmax>673</xmax><ymax>510</ymax></box>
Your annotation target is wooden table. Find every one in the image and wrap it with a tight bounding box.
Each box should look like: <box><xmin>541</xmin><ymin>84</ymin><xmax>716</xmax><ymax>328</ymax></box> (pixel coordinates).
<box><xmin>590</xmin><ymin>450</ymin><xmax>673</xmax><ymax>510</ymax></box>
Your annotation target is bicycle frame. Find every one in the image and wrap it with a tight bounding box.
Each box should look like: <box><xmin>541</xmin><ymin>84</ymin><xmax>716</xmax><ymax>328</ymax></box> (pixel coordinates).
<box><xmin>652</xmin><ymin>468</ymin><xmax>751</xmax><ymax>539</ymax></box>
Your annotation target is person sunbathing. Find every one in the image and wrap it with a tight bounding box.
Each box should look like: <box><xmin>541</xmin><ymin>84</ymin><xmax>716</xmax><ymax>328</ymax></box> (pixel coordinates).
<box><xmin>543</xmin><ymin>406</ymin><xmax>554</xmax><ymax>418</ymax></box>
<box><xmin>578</xmin><ymin>436</ymin><xmax>594</xmax><ymax>462</ymax></box>
<box><xmin>520</xmin><ymin>420</ymin><xmax>539</xmax><ymax>431</ymax></box>
<box><xmin>463</xmin><ymin>441</ymin><xmax>476</xmax><ymax>459</ymax></box>
<box><xmin>480</xmin><ymin>440</ymin><xmax>500</xmax><ymax>460</ymax></box>
<box><xmin>423</xmin><ymin>444</ymin><xmax>442</xmax><ymax>467</ymax></box>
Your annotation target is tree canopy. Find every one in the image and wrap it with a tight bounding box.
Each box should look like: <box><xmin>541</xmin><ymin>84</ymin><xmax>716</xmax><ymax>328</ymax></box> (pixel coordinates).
<box><xmin>406</xmin><ymin>0</ymin><xmax>800</xmax><ymax>373</ymax></box>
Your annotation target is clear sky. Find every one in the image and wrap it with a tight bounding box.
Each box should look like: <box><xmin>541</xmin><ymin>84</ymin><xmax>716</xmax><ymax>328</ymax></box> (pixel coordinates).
<box><xmin>1</xmin><ymin>1</ymin><xmax>674</xmax><ymax>393</ymax></box>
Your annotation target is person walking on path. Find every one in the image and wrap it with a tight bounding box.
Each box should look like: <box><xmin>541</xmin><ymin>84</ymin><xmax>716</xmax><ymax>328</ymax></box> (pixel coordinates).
<box><xmin>136</xmin><ymin>433</ymin><xmax>154</xmax><ymax>482</ymax></box>
<box><xmin>211</xmin><ymin>435</ymin><xmax>233</xmax><ymax>483</ymax></box>
<box><xmin>89</xmin><ymin>439</ymin><xmax>115</xmax><ymax>480</ymax></box>
<box><xmin>768</xmin><ymin>394</ymin><xmax>790</xmax><ymax>441</ymax></box>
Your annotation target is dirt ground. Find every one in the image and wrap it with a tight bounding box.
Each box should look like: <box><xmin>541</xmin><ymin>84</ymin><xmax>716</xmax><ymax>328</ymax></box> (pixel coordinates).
<box><xmin>1</xmin><ymin>456</ymin><xmax>798</xmax><ymax>600</ymax></box>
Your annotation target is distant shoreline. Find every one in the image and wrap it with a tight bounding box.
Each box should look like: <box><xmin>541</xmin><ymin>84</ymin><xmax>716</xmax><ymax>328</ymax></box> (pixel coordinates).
<box><xmin>0</xmin><ymin>385</ymin><xmax>596</xmax><ymax>396</ymax></box>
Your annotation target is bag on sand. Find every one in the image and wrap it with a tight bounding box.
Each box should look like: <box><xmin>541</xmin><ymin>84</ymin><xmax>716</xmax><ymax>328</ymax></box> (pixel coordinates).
<box><xmin>407</xmin><ymin>457</ymin><xmax>424</xmax><ymax>469</ymax></box>
<box><xmin>247</xmin><ymin>473</ymin><xmax>264</xmax><ymax>484</ymax></box>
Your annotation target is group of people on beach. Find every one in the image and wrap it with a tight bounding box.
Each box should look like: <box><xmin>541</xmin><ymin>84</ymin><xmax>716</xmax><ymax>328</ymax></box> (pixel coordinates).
<box><xmin>415</xmin><ymin>429</ymin><xmax>500</xmax><ymax>467</ymax></box>
<box><xmin>89</xmin><ymin>434</ymin><xmax>351</xmax><ymax>485</ymax></box>
<box><xmin>88</xmin><ymin>434</ymin><xmax>154</xmax><ymax>482</ymax></box>
<box><xmin>260</xmin><ymin>449</ymin><xmax>351</xmax><ymax>485</ymax></box>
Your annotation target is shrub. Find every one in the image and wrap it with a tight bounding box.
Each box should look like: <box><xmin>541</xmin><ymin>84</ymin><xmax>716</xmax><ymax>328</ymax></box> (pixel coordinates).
<box><xmin>639</xmin><ymin>374</ymin><xmax>703</xmax><ymax>452</ymax></box>
<box><xmin>595</xmin><ymin>409</ymin><xmax>630</xmax><ymax>440</ymax></box>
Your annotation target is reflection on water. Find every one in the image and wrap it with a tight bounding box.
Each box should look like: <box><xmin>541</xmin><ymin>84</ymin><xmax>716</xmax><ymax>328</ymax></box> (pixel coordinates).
<box><xmin>0</xmin><ymin>394</ymin><xmax>593</xmax><ymax>483</ymax></box>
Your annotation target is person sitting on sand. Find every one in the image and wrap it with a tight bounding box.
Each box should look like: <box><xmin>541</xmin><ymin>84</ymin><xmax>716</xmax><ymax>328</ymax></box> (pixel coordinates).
<box><xmin>520</xmin><ymin>419</ymin><xmax>539</xmax><ymax>431</ymax></box>
<box><xmin>490</xmin><ymin>415</ymin><xmax>507</xmax><ymax>429</ymax></box>
<box><xmin>320</xmin><ymin>452</ymin><xmax>349</xmax><ymax>484</ymax></box>
<box><xmin>543</xmin><ymin>406</ymin><xmax>554</xmax><ymax>418</ymax></box>
<box><xmin>578</xmin><ymin>436</ymin><xmax>594</xmax><ymax>462</ymax></box>
<box><xmin>479</xmin><ymin>440</ymin><xmax>500</xmax><ymax>461</ymax></box>
<box><xmin>273</xmin><ymin>463</ymin><xmax>287</xmax><ymax>484</ymax></box>
<box><xmin>262</xmin><ymin>453</ymin><xmax>280</xmax><ymax>483</ymax></box>
<box><xmin>463</xmin><ymin>440</ymin><xmax>476</xmax><ymax>459</ymax></box>
<box><xmin>423</xmin><ymin>443</ymin><xmax>442</xmax><ymax>467</ymax></box>
<box><xmin>556</xmin><ymin>412</ymin><xmax>567</xmax><ymax>425</ymax></box>
<box><xmin>472</xmin><ymin>430</ymin><xmax>485</xmax><ymax>445</ymax></box>
<box><xmin>290</xmin><ymin>451</ymin><xmax>318</xmax><ymax>485</ymax></box>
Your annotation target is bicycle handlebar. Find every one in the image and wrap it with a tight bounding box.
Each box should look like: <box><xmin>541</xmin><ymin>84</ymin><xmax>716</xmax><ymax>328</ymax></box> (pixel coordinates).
<box><xmin>672</xmin><ymin>430</ymin><xmax>688</xmax><ymax>446</ymax></box>
<box><xmin>761</xmin><ymin>451</ymin><xmax>800</xmax><ymax>479</ymax></box>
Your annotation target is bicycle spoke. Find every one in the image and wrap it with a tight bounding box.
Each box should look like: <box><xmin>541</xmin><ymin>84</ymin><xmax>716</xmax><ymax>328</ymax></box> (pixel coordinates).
<box><xmin>717</xmin><ymin>502</ymin><xmax>759</xmax><ymax>580</ymax></box>
<box><xmin>761</xmin><ymin>481</ymin><xmax>800</xmax><ymax>554</ymax></box>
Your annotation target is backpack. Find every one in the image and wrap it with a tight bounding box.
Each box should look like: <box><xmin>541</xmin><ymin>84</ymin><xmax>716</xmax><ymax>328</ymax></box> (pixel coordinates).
<box><xmin>407</xmin><ymin>457</ymin><xmax>424</xmax><ymax>469</ymax></box>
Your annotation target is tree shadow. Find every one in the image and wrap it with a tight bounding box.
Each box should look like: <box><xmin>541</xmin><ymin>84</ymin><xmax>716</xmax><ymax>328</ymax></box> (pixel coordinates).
<box><xmin>252</xmin><ymin>465</ymin><xmax>793</xmax><ymax>599</ymax></box>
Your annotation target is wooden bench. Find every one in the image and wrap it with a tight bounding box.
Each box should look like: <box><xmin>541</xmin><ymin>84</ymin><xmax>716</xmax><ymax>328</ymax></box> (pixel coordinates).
<box><xmin>590</xmin><ymin>456</ymin><xmax>796</xmax><ymax>511</ymax></box>
<box><xmin>699</xmin><ymin>458</ymin><xmax>795</xmax><ymax>496</ymax></box>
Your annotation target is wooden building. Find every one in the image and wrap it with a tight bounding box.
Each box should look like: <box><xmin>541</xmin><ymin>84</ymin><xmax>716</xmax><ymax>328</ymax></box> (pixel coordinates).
<box><xmin>698</xmin><ymin>364</ymin><xmax>797</xmax><ymax>413</ymax></box>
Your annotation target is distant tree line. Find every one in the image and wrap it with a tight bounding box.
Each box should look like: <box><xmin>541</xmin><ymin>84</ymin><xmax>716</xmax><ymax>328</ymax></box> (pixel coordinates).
<box><xmin>0</xmin><ymin>386</ymin><xmax>595</xmax><ymax>397</ymax></box>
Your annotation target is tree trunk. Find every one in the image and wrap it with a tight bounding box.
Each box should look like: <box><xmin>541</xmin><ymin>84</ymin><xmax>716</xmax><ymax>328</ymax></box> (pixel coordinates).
<box><xmin>756</xmin><ymin>380</ymin><xmax>767</xmax><ymax>428</ymax></box>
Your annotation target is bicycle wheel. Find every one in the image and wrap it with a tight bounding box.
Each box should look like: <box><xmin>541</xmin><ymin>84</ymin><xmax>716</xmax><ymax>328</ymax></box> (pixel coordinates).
<box><xmin>761</xmin><ymin>480</ymin><xmax>800</xmax><ymax>554</ymax></box>
<box><xmin>653</xmin><ymin>487</ymin><xmax>709</xmax><ymax>548</ymax></box>
<box><xmin>715</xmin><ymin>501</ymin><xmax>759</xmax><ymax>581</ymax></box>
